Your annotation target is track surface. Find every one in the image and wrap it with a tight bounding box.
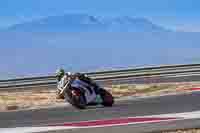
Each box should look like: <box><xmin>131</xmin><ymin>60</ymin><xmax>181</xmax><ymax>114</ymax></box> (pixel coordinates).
<box><xmin>1</xmin><ymin>91</ymin><xmax>200</xmax><ymax>133</ymax></box>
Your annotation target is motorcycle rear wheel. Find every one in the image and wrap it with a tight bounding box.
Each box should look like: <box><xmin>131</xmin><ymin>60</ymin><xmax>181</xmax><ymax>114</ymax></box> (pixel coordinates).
<box><xmin>99</xmin><ymin>88</ymin><xmax>114</xmax><ymax>107</ymax></box>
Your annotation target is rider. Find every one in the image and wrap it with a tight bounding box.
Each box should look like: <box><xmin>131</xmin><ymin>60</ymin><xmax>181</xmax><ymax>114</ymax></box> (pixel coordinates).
<box><xmin>55</xmin><ymin>68</ymin><xmax>68</xmax><ymax>99</ymax></box>
<box><xmin>55</xmin><ymin>68</ymin><xmax>102</xmax><ymax>103</ymax></box>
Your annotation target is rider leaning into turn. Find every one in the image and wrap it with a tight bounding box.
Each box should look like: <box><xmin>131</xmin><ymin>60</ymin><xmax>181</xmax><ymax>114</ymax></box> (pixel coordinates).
<box><xmin>55</xmin><ymin>68</ymin><xmax>102</xmax><ymax>103</ymax></box>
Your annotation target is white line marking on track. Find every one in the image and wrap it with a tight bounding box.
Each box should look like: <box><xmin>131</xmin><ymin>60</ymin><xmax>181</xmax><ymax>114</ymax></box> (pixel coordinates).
<box><xmin>0</xmin><ymin>119</ymin><xmax>179</xmax><ymax>133</ymax></box>
<box><xmin>2</xmin><ymin>110</ymin><xmax>200</xmax><ymax>133</ymax></box>
<box><xmin>0</xmin><ymin>126</ymin><xmax>77</xmax><ymax>133</ymax></box>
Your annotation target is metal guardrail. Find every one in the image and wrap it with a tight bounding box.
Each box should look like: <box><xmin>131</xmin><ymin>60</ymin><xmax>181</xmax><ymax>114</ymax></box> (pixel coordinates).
<box><xmin>1</xmin><ymin>63</ymin><xmax>200</xmax><ymax>89</ymax></box>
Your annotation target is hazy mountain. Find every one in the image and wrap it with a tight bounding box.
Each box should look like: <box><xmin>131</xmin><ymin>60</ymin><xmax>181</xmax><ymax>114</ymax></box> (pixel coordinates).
<box><xmin>105</xmin><ymin>16</ymin><xmax>166</xmax><ymax>32</ymax></box>
<box><xmin>4</xmin><ymin>14</ymin><xmax>167</xmax><ymax>32</ymax></box>
<box><xmin>0</xmin><ymin>14</ymin><xmax>199</xmax><ymax>79</ymax></box>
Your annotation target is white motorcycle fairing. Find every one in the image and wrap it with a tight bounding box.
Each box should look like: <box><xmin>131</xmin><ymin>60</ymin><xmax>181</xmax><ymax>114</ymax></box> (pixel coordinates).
<box><xmin>70</xmin><ymin>79</ymin><xmax>97</xmax><ymax>104</ymax></box>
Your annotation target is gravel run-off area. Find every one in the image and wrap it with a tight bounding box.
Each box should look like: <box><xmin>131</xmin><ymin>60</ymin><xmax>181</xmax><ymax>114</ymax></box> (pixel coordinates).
<box><xmin>0</xmin><ymin>82</ymin><xmax>200</xmax><ymax>111</ymax></box>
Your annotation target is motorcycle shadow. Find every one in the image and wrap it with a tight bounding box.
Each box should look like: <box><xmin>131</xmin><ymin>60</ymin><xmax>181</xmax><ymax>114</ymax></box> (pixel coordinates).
<box><xmin>83</xmin><ymin>105</ymin><xmax>110</xmax><ymax>110</ymax></box>
<box><xmin>81</xmin><ymin>103</ymin><xmax>116</xmax><ymax>110</ymax></box>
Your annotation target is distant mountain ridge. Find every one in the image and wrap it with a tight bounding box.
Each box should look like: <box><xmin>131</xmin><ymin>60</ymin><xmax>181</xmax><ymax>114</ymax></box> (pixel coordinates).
<box><xmin>1</xmin><ymin>14</ymin><xmax>200</xmax><ymax>79</ymax></box>
<box><xmin>4</xmin><ymin>14</ymin><xmax>168</xmax><ymax>32</ymax></box>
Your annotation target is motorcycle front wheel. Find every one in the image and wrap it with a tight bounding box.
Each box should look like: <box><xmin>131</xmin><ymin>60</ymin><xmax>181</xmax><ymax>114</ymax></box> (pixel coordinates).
<box><xmin>65</xmin><ymin>89</ymin><xmax>87</xmax><ymax>109</ymax></box>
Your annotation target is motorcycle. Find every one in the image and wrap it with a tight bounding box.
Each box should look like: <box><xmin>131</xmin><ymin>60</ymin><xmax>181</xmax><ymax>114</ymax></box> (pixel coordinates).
<box><xmin>59</xmin><ymin>79</ymin><xmax>114</xmax><ymax>109</ymax></box>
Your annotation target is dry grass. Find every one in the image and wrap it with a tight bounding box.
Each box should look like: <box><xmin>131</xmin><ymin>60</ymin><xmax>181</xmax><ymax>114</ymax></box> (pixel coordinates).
<box><xmin>162</xmin><ymin>128</ymin><xmax>200</xmax><ymax>133</ymax></box>
<box><xmin>1</xmin><ymin>82</ymin><xmax>200</xmax><ymax>111</ymax></box>
<box><xmin>109</xmin><ymin>82</ymin><xmax>200</xmax><ymax>98</ymax></box>
<box><xmin>0</xmin><ymin>89</ymin><xmax>63</xmax><ymax>111</ymax></box>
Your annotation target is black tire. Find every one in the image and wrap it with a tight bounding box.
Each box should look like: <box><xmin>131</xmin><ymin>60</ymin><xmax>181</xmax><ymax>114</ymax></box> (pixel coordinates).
<box><xmin>72</xmin><ymin>95</ymin><xmax>86</xmax><ymax>109</ymax></box>
<box><xmin>99</xmin><ymin>88</ymin><xmax>114</xmax><ymax>107</ymax></box>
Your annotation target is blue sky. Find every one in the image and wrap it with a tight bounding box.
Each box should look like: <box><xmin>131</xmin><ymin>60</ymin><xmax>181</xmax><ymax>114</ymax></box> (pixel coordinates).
<box><xmin>0</xmin><ymin>0</ymin><xmax>200</xmax><ymax>31</ymax></box>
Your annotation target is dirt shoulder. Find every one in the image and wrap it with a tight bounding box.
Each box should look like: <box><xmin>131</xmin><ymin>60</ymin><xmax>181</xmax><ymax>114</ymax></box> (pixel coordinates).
<box><xmin>162</xmin><ymin>128</ymin><xmax>200</xmax><ymax>133</ymax></box>
<box><xmin>0</xmin><ymin>82</ymin><xmax>200</xmax><ymax>112</ymax></box>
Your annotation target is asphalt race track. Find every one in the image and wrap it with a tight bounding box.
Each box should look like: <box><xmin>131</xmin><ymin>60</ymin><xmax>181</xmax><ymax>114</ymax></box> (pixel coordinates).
<box><xmin>1</xmin><ymin>91</ymin><xmax>200</xmax><ymax>133</ymax></box>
